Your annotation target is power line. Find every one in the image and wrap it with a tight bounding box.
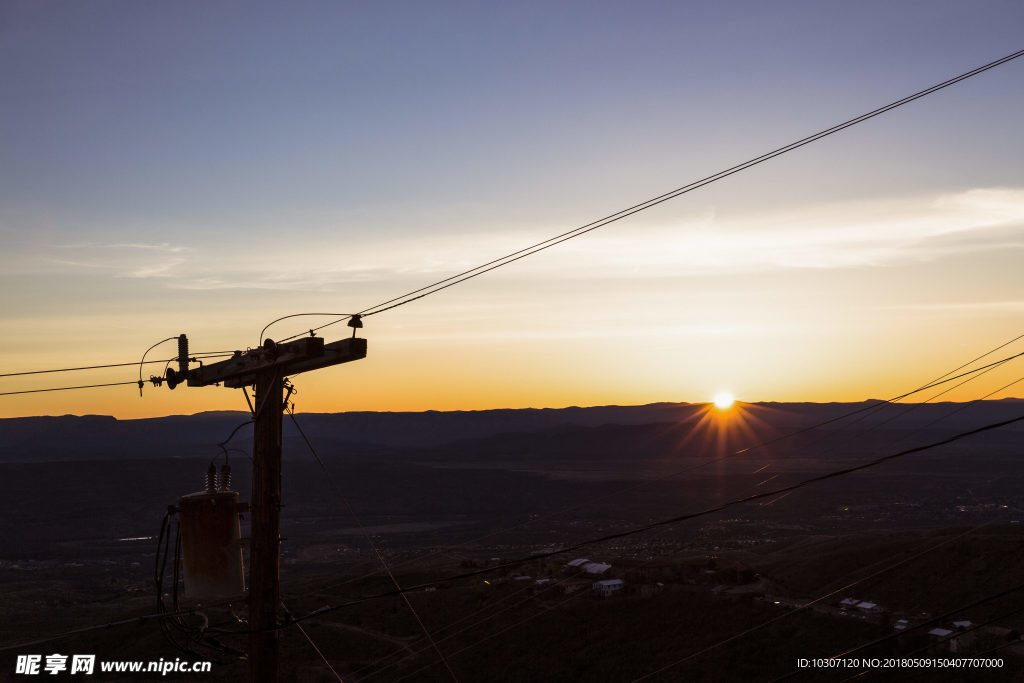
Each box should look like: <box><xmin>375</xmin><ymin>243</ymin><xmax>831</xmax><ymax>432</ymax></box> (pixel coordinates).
<box><xmin>277</xmin><ymin>47</ymin><xmax>1024</xmax><ymax>339</ymax></box>
<box><xmin>294</xmin><ymin>621</ymin><xmax>345</xmax><ymax>683</ymax></box>
<box><xmin>0</xmin><ymin>380</ymin><xmax>142</xmax><ymax>396</ymax></box>
<box><xmin>353</xmin><ymin>575</ymin><xmax>580</xmax><ymax>680</ymax></box>
<box><xmin>846</xmin><ymin>604</ymin><xmax>1024</xmax><ymax>682</ymax></box>
<box><xmin>285</xmin><ymin>403</ymin><xmax>460</xmax><ymax>683</ymax></box>
<box><xmin>362</xmin><ymin>376</ymin><xmax>1024</xmax><ymax>680</ymax></box>
<box><xmin>309</xmin><ymin>339</ymin><xmax>1024</xmax><ymax>600</ymax></box>
<box><xmin>0</xmin><ymin>353</ymin><xmax>235</xmax><ymax>398</ymax></box>
<box><xmin>745</xmin><ymin>344</ymin><xmax>1024</xmax><ymax>485</ymax></box>
<box><xmin>290</xmin><ymin>408</ymin><xmax>1024</xmax><ymax>624</ymax></box>
<box><xmin>259</xmin><ymin>312</ymin><xmax>352</xmax><ymax>346</ymax></box>
<box><xmin>0</xmin><ymin>605</ymin><xmax>225</xmax><ymax>653</ymax></box>
<box><xmin>283</xmin><ymin>602</ymin><xmax>345</xmax><ymax>683</ymax></box>
<box><xmin>137</xmin><ymin>336</ymin><xmax>180</xmax><ymax>385</ymax></box>
<box><xmin>731</xmin><ymin>349</ymin><xmax>1024</xmax><ymax>456</ymax></box>
<box><xmin>6</xmin><ymin>354</ymin><xmax>1016</xmax><ymax>666</ymax></box>
<box><xmin>392</xmin><ymin>589</ymin><xmax>590</xmax><ymax>683</ymax></box>
<box><xmin>770</xmin><ymin>581</ymin><xmax>1024</xmax><ymax>682</ymax></box>
<box><xmin>630</xmin><ymin>522</ymin><xmax>1000</xmax><ymax>681</ymax></box>
<box><xmin>0</xmin><ymin>351</ymin><xmax>236</xmax><ymax>379</ymax></box>
<box><xmin>0</xmin><ymin>358</ymin><xmax>240</xmax><ymax>398</ymax></box>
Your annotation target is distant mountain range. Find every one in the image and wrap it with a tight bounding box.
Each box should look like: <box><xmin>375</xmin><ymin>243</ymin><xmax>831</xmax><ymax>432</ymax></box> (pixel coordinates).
<box><xmin>0</xmin><ymin>399</ymin><xmax>1021</xmax><ymax>463</ymax></box>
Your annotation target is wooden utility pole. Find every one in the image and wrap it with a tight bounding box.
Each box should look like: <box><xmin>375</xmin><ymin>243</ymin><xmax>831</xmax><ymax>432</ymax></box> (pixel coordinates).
<box><xmin>176</xmin><ymin>328</ymin><xmax>367</xmax><ymax>683</ymax></box>
<box><xmin>250</xmin><ymin>369</ymin><xmax>283</xmax><ymax>682</ymax></box>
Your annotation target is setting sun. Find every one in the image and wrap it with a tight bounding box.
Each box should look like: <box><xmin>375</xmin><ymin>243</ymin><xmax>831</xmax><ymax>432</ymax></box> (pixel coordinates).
<box><xmin>713</xmin><ymin>392</ymin><xmax>735</xmax><ymax>410</ymax></box>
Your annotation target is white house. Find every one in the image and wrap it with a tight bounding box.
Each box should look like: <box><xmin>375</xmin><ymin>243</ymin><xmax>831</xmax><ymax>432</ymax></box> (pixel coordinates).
<box><xmin>582</xmin><ymin>562</ymin><xmax>611</xmax><ymax>575</ymax></box>
<box><xmin>593</xmin><ymin>579</ymin><xmax>624</xmax><ymax>597</ymax></box>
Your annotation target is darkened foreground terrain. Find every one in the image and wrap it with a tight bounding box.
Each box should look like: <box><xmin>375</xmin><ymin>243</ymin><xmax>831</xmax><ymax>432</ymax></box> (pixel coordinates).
<box><xmin>1</xmin><ymin>400</ymin><xmax>1023</xmax><ymax>681</ymax></box>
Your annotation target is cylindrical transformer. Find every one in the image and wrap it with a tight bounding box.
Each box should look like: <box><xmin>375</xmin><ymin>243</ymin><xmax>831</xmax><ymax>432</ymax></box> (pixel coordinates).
<box><xmin>177</xmin><ymin>490</ymin><xmax>246</xmax><ymax>599</ymax></box>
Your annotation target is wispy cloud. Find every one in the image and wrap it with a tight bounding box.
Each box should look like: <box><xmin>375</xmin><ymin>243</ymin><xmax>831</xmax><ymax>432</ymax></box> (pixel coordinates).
<box><xmin>880</xmin><ymin>301</ymin><xmax>1024</xmax><ymax>312</ymax></box>
<box><xmin>543</xmin><ymin>187</ymin><xmax>1024</xmax><ymax>276</ymax></box>
<box><xmin>24</xmin><ymin>187</ymin><xmax>1024</xmax><ymax>291</ymax></box>
<box><xmin>58</xmin><ymin>242</ymin><xmax>194</xmax><ymax>253</ymax></box>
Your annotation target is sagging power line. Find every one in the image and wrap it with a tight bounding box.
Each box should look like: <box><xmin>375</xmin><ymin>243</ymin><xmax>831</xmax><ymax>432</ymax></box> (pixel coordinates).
<box><xmin>270</xmin><ymin>47</ymin><xmax>1024</xmax><ymax>342</ymax></box>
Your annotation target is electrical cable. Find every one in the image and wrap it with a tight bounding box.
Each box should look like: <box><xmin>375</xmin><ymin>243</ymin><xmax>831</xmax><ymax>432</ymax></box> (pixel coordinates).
<box><xmin>282</xmin><ymin>602</ymin><xmax>345</xmax><ymax>683</ymax></box>
<box><xmin>769</xmin><ymin>581</ymin><xmax>1024</xmax><ymax>682</ymax></box>
<box><xmin>0</xmin><ymin>380</ymin><xmax>142</xmax><ymax>396</ymax></box>
<box><xmin>0</xmin><ymin>351</ymin><xmax>236</xmax><ymax>379</ymax></box>
<box><xmin>391</xmin><ymin>589</ymin><xmax>590</xmax><ymax>683</ymax></box>
<box><xmin>259</xmin><ymin>312</ymin><xmax>353</xmax><ymax>346</ymax></box>
<box><xmin>277</xmin><ymin>48</ymin><xmax>1024</xmax><ymax>339</ymax></box>
<box><xmin>375</xmin><ymin>367</ymin><xmax>1023</xmax><ymax>682</ymax></box>
<box><xmin>218</xmin><ymin>420</ymin><xmax>254</xmax><ymax>454</ymax></box>
<box><xmin>0</xmin><ymin>602</ymin><xmax>224</xmax><ymax>653</ymax></box>
<box><xmin>13</xmin><ymin>369</ymin><xmax>1012</xmax><ymax>665</ymax></box>
<box><xmin>1</xmin><ymin>358</ymin><xmax>188</xmax><ymax>378</ymax></box>
<box><xmin>629</xmin><ymin>522</ymin><xmax>1000</xmax><ymax>682</ymax></box>
<box><xmin>731</xmin><ymin>350</ymin><xmax>1024</xmax><ymax>457</ymax></box>
<box><xmin>286</xmin><ymin>409</ymin><xmax>1024</xmax><ymax>624</ymax></box>
<box><xmin>0</xmin><ymin>353</ymin><xmax>236</xmax><ymax>397</ymax></box>
<box><xmin>299</xmin><ymin>339</ymin><xmax>1024</xmax><ymax>599</ymax></box>
<box><xmin>354</xmin><ymin>575</ymin><xmax>588</xmax><ymax>680</ymax></box>
<box><xmin>286</xmin><ymin>403</ymin><xmax>461</xmax><ymax>683</ymax></box>
<box><xmin>846</xmin><ymin>604</ymin><xmax>1024</xmax><ymax>682</ymax></box>
<box><xmin>137</xmin><ymin>337</ymin><xmax>178</xmax><ymax>390</ymax></box>
<box><xmin>743</xmin><ymin>349</ymin><xmax>1024</xmax><ymax>497</ymax></box>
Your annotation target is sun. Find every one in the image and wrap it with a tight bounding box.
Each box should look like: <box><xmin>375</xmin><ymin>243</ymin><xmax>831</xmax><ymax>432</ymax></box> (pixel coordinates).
<box><xmin>713</xmin><ymin>391</ymin><xmax>735</xmax><ymax>410</ymax></box>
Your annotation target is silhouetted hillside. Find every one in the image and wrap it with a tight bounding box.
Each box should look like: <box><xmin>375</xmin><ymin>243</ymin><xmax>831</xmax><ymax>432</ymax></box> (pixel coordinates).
<box><xmin>1</xmin><ymin>399</ymin><xmax>1021</xmax><ymax>462</ymax></box>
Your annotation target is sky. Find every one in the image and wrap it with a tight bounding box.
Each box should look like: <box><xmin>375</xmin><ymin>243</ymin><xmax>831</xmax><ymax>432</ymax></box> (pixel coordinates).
<box><xmin>1</xmin><ymin>0</ymin><xmax>1023</xmax><ymax>419</ymax></box>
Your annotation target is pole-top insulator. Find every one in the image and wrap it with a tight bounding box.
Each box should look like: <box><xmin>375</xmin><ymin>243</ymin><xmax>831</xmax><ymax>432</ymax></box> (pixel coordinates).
<box><xmin>348</xmin><ymin>314</ymin><xmax>363</xmax><ymax>338</ymax></box>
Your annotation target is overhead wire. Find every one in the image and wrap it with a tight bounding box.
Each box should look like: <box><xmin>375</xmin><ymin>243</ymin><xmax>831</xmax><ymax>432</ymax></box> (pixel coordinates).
<box><xmin>282</xmin><ymin>602</ymin><xmax>346</xmax><ymax>683</ymax></box>
<box><xmin>259</xmin><ymin>312</ymin><xmax>353</xmax><ymax>346</ymax></box>
<box><xmin>0</xmin><ymin>605</ymin><xmax>224</xmax><ymax>653</ymax></box>
<box><xmin>285</xmin><ymin>408</ymin><xmax>1024</xmax><ymax>624</ymax></box>
<box><xmin>362</xmin><ymin>370</ymin><xmax>1024</xmax><ymax>680</ymax></box>
<box><xmin>298</xmin><ymin>336</ymin><xmax>1024</xmax><ymax>599</ymax></box>
<box><xmin>350</xmin><ymin>570</ymin><xmax>576</xmax><ymax>677</ymax></box>
<box><xmin>392</xmin><ymin>589</ymin><xmax>591</xmax><ymax>683</ymax></box>
<box><xmin>742</xmin><ymin>341</ymin><xmax>1024</xmax><ymax>492</ymax></box>
<box><xmin>383</xmin><ymin>519</ymin><xmax>1013</xmax><ymax>682</ymax></box>
<box><xmin>847</xmin><ymin>604</ymin><xmax>1024</xmax><ymax>682</ymax></box>
<box><xmin>303</xmin><ymin>352</ymin><xmax>1024</xmax><ymax>651</ymax></box>
<box><xmin>137</xmin><ymin>336</ymin><xmax>179</xmax><ymax>388</ymax></box>
<box><xmin>0</xmin><ymin>380</ymin><xmax>143</xmax><ymax>396</ymax></box>
<box><xmin>629</xmin><ymin>522</ymin><xmax>1002</xmax><ymax>681</ymax></box>
<box><xmin>769</xmin><ymin>581</ymin><xmax>1024</xmax><ymax>682</ymax></box>
<box><xmin>285</xmin><ymin>402</ymin><xmax>461</xmax><ymax>683</ymax></box>
<box><xmin>4</xmin><ymin>45</ymin><xmax>1022</xmax><ymax>676</ymax></box>
<box><xmin>731</xmin><ymin>349</ymin><xmax>1024</xmax><ymax>457</ymax></box>
<box><xmin>0</xmin><ymin>351</ymin><xmax>235</xmax><ymax>397</ymax></box>
<box><xmin>0</xmin><ymin>351</ymin><xmax>237</xmax><ymax>379</ymax></box>
<box><xmin>273</xmin><ymin>47</ymin><xmax>1024</xmax><ymax>341</ymax></box>
<box><xmin>7</xmin><ymin>353</ymin><xmax>1016</xmax><ymax>667</ymax></box>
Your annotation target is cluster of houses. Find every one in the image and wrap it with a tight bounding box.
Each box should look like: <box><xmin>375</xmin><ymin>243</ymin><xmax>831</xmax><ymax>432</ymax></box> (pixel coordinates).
<box><xmin>501</xmin><ymin>555</ymin><xmax>757</xmax><ymax>599</ymax></box>
<box><xmin>836</xmin><ymin>598</ymin><xmax>1022</xmax><ymax>655</ymax></box>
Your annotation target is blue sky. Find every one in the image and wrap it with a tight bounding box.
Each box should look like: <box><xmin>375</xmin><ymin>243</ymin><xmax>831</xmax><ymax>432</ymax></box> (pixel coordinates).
<box><xmin>1</xmin><ymin>1</ymin><xmax>1023</xmax><ymax>417</ymax></box>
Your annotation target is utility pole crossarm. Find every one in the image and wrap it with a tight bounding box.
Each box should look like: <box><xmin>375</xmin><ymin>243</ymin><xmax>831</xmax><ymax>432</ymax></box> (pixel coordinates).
<box><xmin>186</xmin><ymin>337</ymin><xmax>366</xmax><ymax>388</ymax></box>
